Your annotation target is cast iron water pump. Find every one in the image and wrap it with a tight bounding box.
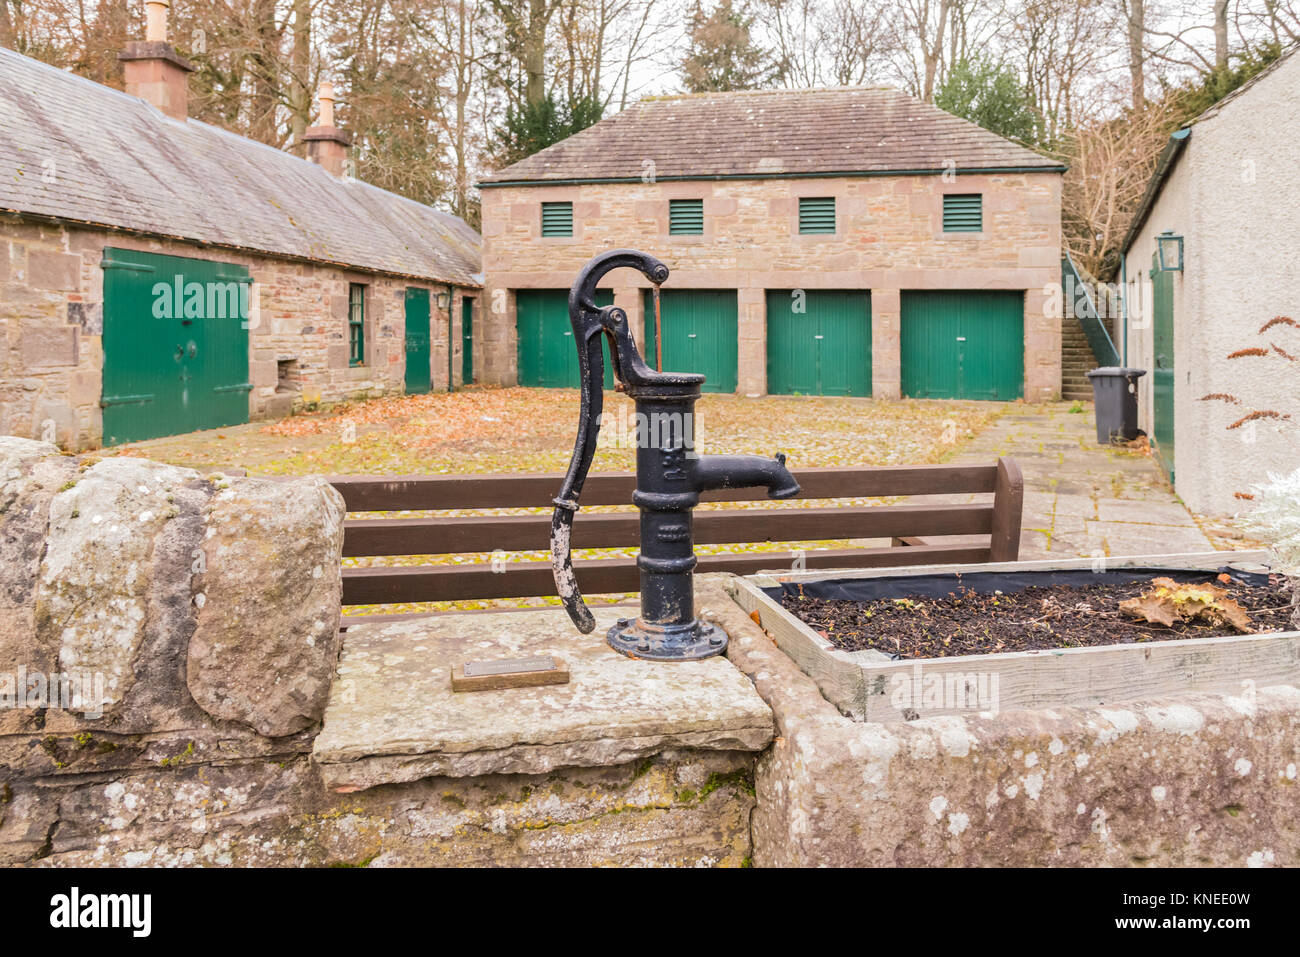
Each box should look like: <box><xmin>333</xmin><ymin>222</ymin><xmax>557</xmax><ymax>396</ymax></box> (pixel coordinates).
<box><xmin>550</xmin><ymin>250</ymin><xmax>801</xmax><ymax>661</ymax></box>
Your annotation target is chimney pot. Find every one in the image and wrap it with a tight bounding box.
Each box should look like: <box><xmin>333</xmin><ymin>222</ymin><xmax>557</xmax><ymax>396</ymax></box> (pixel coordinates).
<box><xmin>145</xmin><ymin>0</ymin><xmax>169</xmax><ymax>43</ymax></box>
<box><xmin>318</xmin><ymin>81</ymin><xmax>336</xmax><ymax>128</ymax></box>
<box><xmin>306</xmin><ymin>80</ymin><xmax>351</xmax><ymax>177</ymax></box>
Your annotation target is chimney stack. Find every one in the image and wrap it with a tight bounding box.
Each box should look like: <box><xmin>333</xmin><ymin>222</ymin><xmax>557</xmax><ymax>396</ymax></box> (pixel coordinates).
<box><xmin>305</xmin><ymin>81</ymin><xmax>352</xmax><ymax>178</ymax></box>
<box><xmin>119</xmin><ymin>0</ymin><xmax>195</xmax><ymax>121</ymax></box>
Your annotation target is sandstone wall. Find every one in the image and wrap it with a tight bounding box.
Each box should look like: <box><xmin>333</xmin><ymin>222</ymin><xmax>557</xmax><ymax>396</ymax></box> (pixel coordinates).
<box><xmin>0</xmin><ymin>436</ymin><xmax>347</xmax><ymax>862</ymax></box>
<box><xmin>0</xmin><ymin>215</ymin><xmax>479</xmax><ymax>449</ymax></box>
<box><xmin>480</xmin><ymin>172</ymin><xmax>1063</xmax><ymax>398</ymax></box>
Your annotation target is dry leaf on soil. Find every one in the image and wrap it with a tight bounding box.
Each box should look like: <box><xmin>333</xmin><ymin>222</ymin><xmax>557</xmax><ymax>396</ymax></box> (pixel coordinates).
<box><xmin>1119</xmin><ymin>577</ymin><xmax>1253</xmax><ymax>633</ymax></box>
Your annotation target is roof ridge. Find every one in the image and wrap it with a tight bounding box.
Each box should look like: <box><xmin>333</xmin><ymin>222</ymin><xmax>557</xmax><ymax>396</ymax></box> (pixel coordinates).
<box><xmin>642</xmin><ymin>85</ymin><xmax>898</xmax><ymax>101</ymax></box>
<box><xmin>0</xmin><ymin>45</ymin><xmax>156</xmax><ymax>110</ymax></box>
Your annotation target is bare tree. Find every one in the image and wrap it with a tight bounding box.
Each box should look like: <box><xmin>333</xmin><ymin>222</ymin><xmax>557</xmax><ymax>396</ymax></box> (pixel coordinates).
<box><xmin>1214</xmin><ymin>0</ymin><xmax>1229</xmax><ymax>67</ymax></box>
<box><xmin>760</xmin><ymin>0</ymin><xmax>890</xmax><ymax>88</ymax></box>
<box><xmin>889</xmin><ymin>0</ymin><xmax>955</xmax><ymax>101</ymax></box>
<box><xmin>1012</xmin><ymin>0</ymin><xmax>1111</xmax><ymax>144</ymax></box>
<box><xmin>1121</xmin><ymin>0</ymin><xmax>1147</xmax><ymax>107</ymax></box>
<box><xmin>1060</xmin><ymin>104</ymin><xmax>1172</xmax><ymax>277</ymax></box>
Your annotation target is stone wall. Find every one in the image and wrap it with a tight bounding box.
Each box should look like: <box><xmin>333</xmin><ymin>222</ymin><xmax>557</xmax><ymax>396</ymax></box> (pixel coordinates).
<box><xmin>700</xmin><ymin>578</ymin><xmax>1300</xmax><ymax>867</ymax></box>
<box><xmin>0</xmin><ymin>215</ymin><xmax>479</xmax><ymax>450</ymax></box>
<box><xmin>480</xmin><ymin>172</ymin><xmax>1063</xmax><ymax>398</ymax></box>
<box><xmin>0</xmin><ymin>436</ymin><xmax>345</xmax><ymax>861</ymax></box>
<box><xmin>24</xmin><ymin>748</ymin><xmax>756</xmax><ymax>867</ymax></box>
<box><xmin>0</xmin><ymin>437</ymin><xmax>755</xmax><ymax>867</ymax></box>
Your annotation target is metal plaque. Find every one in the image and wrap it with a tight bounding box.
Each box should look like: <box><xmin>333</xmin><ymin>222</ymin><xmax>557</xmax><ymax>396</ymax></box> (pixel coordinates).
<box><xmin>463</xmin><ymin>655</ymin><xmax>557</xmax><ymax>678</ymax></box>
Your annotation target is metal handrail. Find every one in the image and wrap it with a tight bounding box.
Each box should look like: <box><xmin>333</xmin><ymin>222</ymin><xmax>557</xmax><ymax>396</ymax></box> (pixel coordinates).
<box><xmin>1062</xmin><ymin>252</ymin><xmax>1120</xmax><ymax>368</ymax></box>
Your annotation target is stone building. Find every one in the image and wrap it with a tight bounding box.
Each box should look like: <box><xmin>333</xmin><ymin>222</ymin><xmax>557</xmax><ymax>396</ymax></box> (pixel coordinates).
<box><xmin>479</xmin><ymin>87</ymin><xmax>1064</xmax><ymax>400</ymax></box>
<box><xmin>0</xmin><ymin>5</ymin><xmax>481</xmax><ymax>449</ymax></box>
<box><xmin>1118</xmin><ymin>45</ymin><xmax>1300</xmax><ymax>517</ymax></box>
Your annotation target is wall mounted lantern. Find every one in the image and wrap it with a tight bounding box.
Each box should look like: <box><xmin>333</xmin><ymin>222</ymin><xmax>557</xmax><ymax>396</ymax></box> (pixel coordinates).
<box><xmin>435</xmin><ymin>290</ymin><xmax>451</xmax><ymax>309</ymax></box>
<box><xmin>1156</xmin><ymin>231</ymin><xmax>1184</xmax><ymax>272</ymax></box>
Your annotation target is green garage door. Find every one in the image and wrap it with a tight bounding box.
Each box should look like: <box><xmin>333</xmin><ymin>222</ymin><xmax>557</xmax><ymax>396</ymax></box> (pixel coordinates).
<box><xmin>516</xmin><ymin>289</ymin><xmax>615</xmax><ymax>389</ymax></box>
<box><xmin>766</xmin><ymin>290</ymin><xmax>871</xmax><ymax>396</ymax></box>
<box><xmin>404</xmin><ymin>287</ymin><xmax>431</xmax><ymax>395</ymax></box>
<box><xmin>101</xmin><ymin>247</ymin><xmax>251</xmax><ymax>445</ymax></box>
<box><xmin>642</xmin><ymin>289</ymin><xmax>738</xmax><ymax>393</ymax></box>
<box><xmin>901</xmin><ymin>290</ymin><xmax>1024</xmax><ymax>400</ymax></box>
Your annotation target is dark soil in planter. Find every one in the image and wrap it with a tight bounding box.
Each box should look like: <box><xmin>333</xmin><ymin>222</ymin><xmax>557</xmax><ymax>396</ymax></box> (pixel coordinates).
<box><xmin>779</xmin><ymin>574</ymin><xmax>1294</xmax><ymax>659</ymax></box>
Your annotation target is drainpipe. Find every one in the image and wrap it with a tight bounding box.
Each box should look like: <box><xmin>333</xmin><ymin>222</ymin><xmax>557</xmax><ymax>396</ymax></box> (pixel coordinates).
<box><xmin>1120</xmin><ymin>252</ymin><xmax>1129</xmax><ymax>366</ymax></box>
<box><xmin>447</xmin><ymin>284</ymin><xmax>455</xmax><ymax>392</ymax></box>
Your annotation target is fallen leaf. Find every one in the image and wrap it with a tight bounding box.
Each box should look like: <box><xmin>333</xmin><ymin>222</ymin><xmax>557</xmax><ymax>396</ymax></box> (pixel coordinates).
<box><xmin>1121</xmin><ymin>577</ymin><xmax>1254</xmax><ymax>632</ymax></box>
<box><xmin>1119</xmin><ymin>595</ymin><xmax>1178</xmax><ymax>627</ymax></box>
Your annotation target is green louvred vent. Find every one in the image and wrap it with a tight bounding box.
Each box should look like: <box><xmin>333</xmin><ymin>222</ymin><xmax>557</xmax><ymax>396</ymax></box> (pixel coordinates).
<box><xmin>798</xmin><ymin>197</ymin><xmax>836</xmax><ymax>234</ymax></box>
<box><xmin>541</xmin><ymin>201</ymin><xmax>574</xmax><ymax>237</ymax></box>
<box><xmin>669</xmin><ymin>199</ymin><xmax>704</xmax><ymax>235</ymax></box>
<box><xmin>943</xmin><ymin>194</ymin><xmax>983</xmax><ymax>232</ymax></box>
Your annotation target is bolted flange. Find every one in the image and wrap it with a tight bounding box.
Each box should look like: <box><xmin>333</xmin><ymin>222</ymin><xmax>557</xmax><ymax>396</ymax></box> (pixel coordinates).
<box><xmin>606</xmin><ymin>616</ymin><xmax>728</xmax><ymax>662</ymax></box>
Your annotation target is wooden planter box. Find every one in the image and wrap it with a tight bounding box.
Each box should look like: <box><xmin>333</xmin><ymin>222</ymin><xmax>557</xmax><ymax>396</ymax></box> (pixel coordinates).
<box><xmin>725</xmin><ymin>551</ymin><xmax>1300</xmax><ymax>722</ymax></box>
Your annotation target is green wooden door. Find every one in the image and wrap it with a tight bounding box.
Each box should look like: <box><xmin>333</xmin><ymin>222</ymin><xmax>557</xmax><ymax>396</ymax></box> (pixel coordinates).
<box><xmin>1151</xmin><ymin>256</ymin><xmax>1175</xmax><ymax>481</ymax></box>
<box><xmin>900</xmin><ymin>291</ymin><xmax>1024</xmax><ymax>400</ymax></box>
<box><xmin>766</xmin><ymin>290</ymin><xmax>871</xmax><ymax>396</ymax></box>
<box><xmin>516</xmin><ymin>289</ymin><xmax>614</xmax><ymax>388</ymax></box>
<box><xmin>461</xmin><ymin>297</ymin><xmax>474</xmax><ymax>385</ymax></box>
<box><xmin>404</xmin><ymin>288</ymin><xmax>431</xmax><ymax>395</ymax></box>
<box><xmin>642</xmin><ymin>289</ymin><xmax>739</xmax><ymax>393</ymax></box>
<box><xmin>101</xmin><ymin>247</ymin><xmax>251</xmax><ymax>445</ymax></box>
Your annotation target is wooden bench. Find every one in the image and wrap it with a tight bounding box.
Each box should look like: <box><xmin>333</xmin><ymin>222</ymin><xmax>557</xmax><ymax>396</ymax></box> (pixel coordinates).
<box><xmin>331</xmin><ymin>458</ymin><xmax>1023</xmax><ymax>617</ymax></box>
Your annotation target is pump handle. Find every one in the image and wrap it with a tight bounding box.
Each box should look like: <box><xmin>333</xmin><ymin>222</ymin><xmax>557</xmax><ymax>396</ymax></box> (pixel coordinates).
<box><xmin>550</xmin><ymin>250</ymin><xmax>678</xmax><ymax>633</ymax></box>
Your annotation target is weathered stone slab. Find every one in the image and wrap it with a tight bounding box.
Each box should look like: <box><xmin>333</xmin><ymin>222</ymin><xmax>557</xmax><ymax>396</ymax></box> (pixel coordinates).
<box><xmin>187</xmin><ymin>476</ymin><xmax>345</xmax><ymax>737</ymax></box>
<box><xmin>38</xmin><ymin>457</ymin><xmax>201</xmax><ymax>715</ymax></box>
<box><xmin>313</xmin><ymin>607</ymin><xmax>774</xmax><ymax>789</ymax></box>
<box><xmin>0</xmin><ymin>449</ymin><xmax>348</xmax><ymax>737</ymax></box>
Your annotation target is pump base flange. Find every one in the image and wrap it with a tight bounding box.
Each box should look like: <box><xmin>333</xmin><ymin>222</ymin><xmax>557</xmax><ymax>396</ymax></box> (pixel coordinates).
<box><xmin>606</xmin><ymin>617</ymin><xmax>728</xmax><ymax>662</ymax></box>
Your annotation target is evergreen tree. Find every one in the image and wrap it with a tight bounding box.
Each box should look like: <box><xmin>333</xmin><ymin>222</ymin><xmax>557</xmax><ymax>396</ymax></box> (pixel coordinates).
<box><xmin>935</xmin><ymin>57</ymin><xmax>1043</xmax><ymax>148</ymax></box>
<box><xmin>679</xmin><ymin>0</ymin><xmax>776</xmax><ymax>93</ymax></box>
<box><xmin>494</xmin><ymin>92</ymin><xmax>604</xmax><ymax>166</ymax></box>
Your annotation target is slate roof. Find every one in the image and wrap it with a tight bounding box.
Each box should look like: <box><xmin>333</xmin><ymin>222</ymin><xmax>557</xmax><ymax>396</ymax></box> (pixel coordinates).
<box><xmin>0</xmin><ymin>46</ymin><xmax>481</xmax><ymax>286</ymax></box>
<box><xmin>480</xmin><ymin>86</ymin><xmax>1063</xmax><ymax>185</ymax></box>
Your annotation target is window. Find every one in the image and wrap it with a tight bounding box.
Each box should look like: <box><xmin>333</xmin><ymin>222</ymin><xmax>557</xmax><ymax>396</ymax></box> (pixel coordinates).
<box><xmin>348</xmin><ymin>283</ymin><xmax>365</xmax><ymax>366</ymax></box>
<box><xmin>798</xmin><ymin>197</ymin><xmax>836</xmax><ymax>234</ymax></box>
<box><xmin>541</xmin><ymin>201</ymin><xmax>574</xmax><ymax>237</ymax></box>
<box><xmin>943</xmin><ymin>193</ymin><xmax>983</xmax><ymax>232</ymax></box>
<box><xmin>669</xmin><ymin>199</ymin><xmax>704</xmax><ymax>235</ymax></box>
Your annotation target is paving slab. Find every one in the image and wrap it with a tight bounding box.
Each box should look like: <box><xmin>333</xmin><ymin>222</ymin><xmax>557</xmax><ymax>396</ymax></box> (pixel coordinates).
<box><xmin>1096</xmin><ymin>497</ymin><xmax>1200</xmax><ymax>526</ymax></box>
<box><xmin>947</xmin><ymin>403</ymin><xmax>1214</xmax><ymax>560</ymax></box>
<box><xmin>313</xmin><ymin>606</ymin><xmax>775</xmax><ymax>791</ymax></box>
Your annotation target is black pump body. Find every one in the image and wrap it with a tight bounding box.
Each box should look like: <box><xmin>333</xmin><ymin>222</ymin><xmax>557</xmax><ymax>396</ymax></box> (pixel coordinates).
<box><xmin>549</xmin><ymin>250</ymin><xmax>801</xmax><ymax>661</ymax></box>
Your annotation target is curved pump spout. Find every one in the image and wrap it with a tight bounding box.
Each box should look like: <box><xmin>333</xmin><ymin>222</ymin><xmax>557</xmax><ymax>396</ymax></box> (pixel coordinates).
<box><xmin>551</xmin><ymin>249</ymin><xmax>802</xmax><ymax>661</ymax></box>
<box><xmin>692</xmin><ymin>452</ymin><xmax>800</xmax><ymax>501</ymax></box>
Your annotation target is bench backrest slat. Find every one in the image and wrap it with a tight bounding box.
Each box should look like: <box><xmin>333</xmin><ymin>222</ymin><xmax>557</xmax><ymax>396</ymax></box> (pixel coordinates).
<box><xmin>341</xmin><ymin>543</ymin><xmax>995</xmax><ymax>605</ymax></box>
<box><xmin>328</xmin><ymin>464</ymin><xmax>998</xmax><ymax>512</ymax></box>
<box><xmin>342</xmin><ymin>502</ymin><xmax>996</xmax><ymax>557</ymax></box>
